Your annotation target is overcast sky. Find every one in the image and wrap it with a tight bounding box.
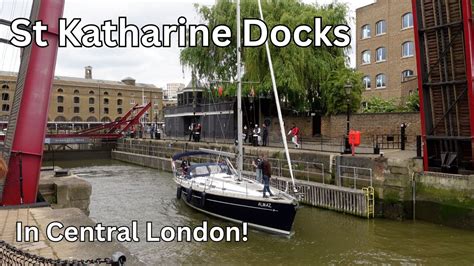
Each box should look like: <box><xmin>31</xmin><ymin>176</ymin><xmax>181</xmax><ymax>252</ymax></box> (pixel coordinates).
<box><xmin>0</xmin><ymin>0</ymin><xmax>373</xmax><ymax>88</ymax></box>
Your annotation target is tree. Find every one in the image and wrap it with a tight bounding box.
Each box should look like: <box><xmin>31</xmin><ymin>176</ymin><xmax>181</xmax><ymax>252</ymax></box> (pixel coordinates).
<box><xmin>180</xmin><ymin>0</ymin><xmax>362</xmax><ymax>113</ymax></box>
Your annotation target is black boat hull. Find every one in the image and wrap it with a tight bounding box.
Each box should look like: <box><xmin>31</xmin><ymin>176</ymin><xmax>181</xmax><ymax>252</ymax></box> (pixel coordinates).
<box><xmin>178</xmin><ymin>186</ymin><xmax>298</xmax><ymax>234</ymax></box>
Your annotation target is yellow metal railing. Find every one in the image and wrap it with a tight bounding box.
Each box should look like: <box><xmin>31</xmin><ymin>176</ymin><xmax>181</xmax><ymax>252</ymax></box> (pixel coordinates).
<box><xmin>363</xmin><ymin>186</ymin><xmax>375</xmax><ymax>219</ymax></box>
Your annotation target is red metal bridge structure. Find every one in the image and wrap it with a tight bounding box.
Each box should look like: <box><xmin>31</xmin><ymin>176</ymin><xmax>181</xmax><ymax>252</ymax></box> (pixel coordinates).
<box><xmin>0</xmin><ymin>0</ymin><xmax>150</xmax><ymax>206</ymax></box>
<box><xmin>413</xmin><ymin>0</ymin><xmax>474</xmax><ymax>173</ymax></box>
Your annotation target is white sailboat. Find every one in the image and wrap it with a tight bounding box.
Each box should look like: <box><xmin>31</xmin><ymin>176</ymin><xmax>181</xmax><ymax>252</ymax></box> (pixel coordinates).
<box><xmin>172</xmin><ymin>0</ymin><xmax>299</xmax><ymax>235</ymax></box>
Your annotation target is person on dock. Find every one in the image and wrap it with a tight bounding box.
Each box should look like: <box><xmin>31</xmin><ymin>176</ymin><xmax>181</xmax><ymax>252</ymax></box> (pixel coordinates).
<box><xmin>262</xmin><ymin>124</ymin><xmax>268</xmax><ymax>146</ymax></box>
<box><xmin>252</xmin><ymin>156</ymin><xmax>263</xmax><ymax>183</ymax></box>
<box><xmin>262</xmin><ymin>156</ymin><xmax>274</xmax><ymax>197</ymax></box>
<box><xmin>188</xmin><ymin>123</ymin><xmax>194</xmax><ymax>142</ymax></box>
<box><xmin>194</xmin><ymin>123</ymin><xmax>202</xmax><ymax>142</ymax></box>
<box><xmin>252</xmin><ymin>124</ymin><xmax>260</xmax><ymax>146</ymax></box>
<box><xmin>288</xmin><ymin>123</ymin><xmax>300</xmax><ymax>148</ymax></box>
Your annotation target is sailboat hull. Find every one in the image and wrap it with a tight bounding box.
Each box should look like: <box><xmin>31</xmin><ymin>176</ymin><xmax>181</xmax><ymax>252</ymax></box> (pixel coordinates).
<box><xmin>179</xmin><ymin>187</ymin><xmax>298</xmax><ymax>235</ymax></box>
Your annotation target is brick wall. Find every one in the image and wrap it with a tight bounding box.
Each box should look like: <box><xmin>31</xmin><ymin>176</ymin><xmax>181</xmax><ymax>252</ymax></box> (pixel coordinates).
<box><xmin>321</xmin><ymin>112</ymin><xmax>421</xmax><ymax>145</ymax></box>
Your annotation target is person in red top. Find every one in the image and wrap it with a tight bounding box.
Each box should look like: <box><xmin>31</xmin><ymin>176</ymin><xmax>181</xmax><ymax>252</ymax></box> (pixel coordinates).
<box><xmin>287</xmin><ymin>123</ymin><xmax>300</xmax><ymax>148</ymax></box>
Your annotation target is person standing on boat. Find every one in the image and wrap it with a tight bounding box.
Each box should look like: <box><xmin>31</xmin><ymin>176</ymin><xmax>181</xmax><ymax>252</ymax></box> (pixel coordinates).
<box><xmin>252</xmin><ymin>156</ymin><xmax>263</xmax><ymax>183</ymax></box>
<box><xmin>262</xmin><ymin>123</ymin><xmax>268</xmax><ymax>146</ymax></box>
<box><xmin>262</xmin><ymin>156</ymin><xmax>274</xmax><ymax>197</ymax></box>
<box><xmin>287</xmin><ymin>123</ymin><xmax>300</xmax><ymax>148</ymax></box>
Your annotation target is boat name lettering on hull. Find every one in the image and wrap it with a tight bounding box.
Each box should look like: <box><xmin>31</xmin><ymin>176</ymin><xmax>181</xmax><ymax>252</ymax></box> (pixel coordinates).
<box><xmin>258</xmin><ymin>202</ymin><xmax>272</xmax><ymax>208</ymax></box>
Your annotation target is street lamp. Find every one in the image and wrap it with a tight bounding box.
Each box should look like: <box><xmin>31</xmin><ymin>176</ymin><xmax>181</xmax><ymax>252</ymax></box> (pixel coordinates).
<box><xmin>343</xmin><ymin>81</ymin><xmax>353</xmax><ymax>154</ymax></box>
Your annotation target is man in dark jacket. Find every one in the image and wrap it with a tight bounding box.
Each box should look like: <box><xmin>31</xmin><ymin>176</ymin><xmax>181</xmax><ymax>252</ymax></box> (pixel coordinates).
<box><xmin>262</xmin><ymin>156</ymin><xmax>274</xmax><ymax>197</ymax></box>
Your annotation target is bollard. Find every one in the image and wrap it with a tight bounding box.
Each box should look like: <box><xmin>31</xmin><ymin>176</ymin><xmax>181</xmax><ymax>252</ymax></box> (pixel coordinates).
<box><xmin>111</xmin><ymin>252</ymin><xmax>126</xmax><ymax>266</ymax></box>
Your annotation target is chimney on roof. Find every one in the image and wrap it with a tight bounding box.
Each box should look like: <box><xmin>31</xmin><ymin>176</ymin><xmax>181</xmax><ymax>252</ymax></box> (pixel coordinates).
<box><xmin>85</xmin><ymin>66</ymin><xmax>92</xmax><ymax>79</ymax></box>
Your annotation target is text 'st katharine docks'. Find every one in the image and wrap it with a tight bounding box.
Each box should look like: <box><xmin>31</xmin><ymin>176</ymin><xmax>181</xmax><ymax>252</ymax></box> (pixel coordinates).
<box><xmin>9</xmin><ymin>16</ymin><xmax>351</xmax><ymax>49</ymax></box>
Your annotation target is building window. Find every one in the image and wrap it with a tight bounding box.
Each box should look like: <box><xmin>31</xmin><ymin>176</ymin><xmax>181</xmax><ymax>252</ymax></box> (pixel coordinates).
<box><xmin>118</xmin><ymin>92</ymin><xmax>122</xmax><ymax>97</ymax></box>
<box><xmin>2</xmin><ymin>104</ymin><xmax>9</xmax><ymax>112</ymax></box>
<box><xmin>74</xmin><ymin>89</ymin><xmax>79</xmax><ymax>94</ymax></box>
<box><xmin>73</xmin><ymin>96</ymin><xmax>80</xmax><ymax>104</ymax></box>
<box><xmin>402</xmin><ymin>41</ymin><xmax>414</xmax><ymax>57</ymax></box>
<box><xmin>361</xmin><ymin>24</ymin><xmax>371</xmax><ymax>39</ymax></box>
<box><xmin>57</xmin><ymin>106</ymin><xmax>64</xmax><ymax>113</ymax></box>
<box><xmin>89</xmin><ymin>107</ymin><xmax>95</xmax><ymax>113</ymax></box>
<box><xmin>2</xmin><ymin>93</ymin><xmax>9</xmax><ymax>101</ymax></box>
<box><xmin>117</xmin><ymin>108</ymin><xmax>123</xmax><ymax>114</ymax></box>
<box><xmin>57</xmin><ymin>88</ymin><xmax>63</xmax><ymax>93</ymax></box>
<box><xmin>130</xmin><ymin>99</ymin><xmax>136</xmax><ymax>105</ymax></box>
<box><xmin>2</xmin><ymin>84</ymin><xmax>9</xmax><ymax>90</ymax></box>
<box><xmin>376</xmin><ymin>74</ymin><xmax>387</xmax><ymax>88</ymax></box>
<box><xmin>104</xmin><ymin>107</ymin><xmax>109</xmax><ymax>114</ymax></box>
<box><xmin>57</xmin><ymin>96</ymin><xmax>63</xmax><ymax>103</ymax></box>
<box><xmin>117</xmin><ymin>99</ymin><xmax>123</xmax><ymax>105</ymax></box>
<box><xmin>362</xmin><ymin>76</ymin><xmax>371</xmax><ymax>90</ymax></box>
<box><xmin>104</xmin><ymin>98</ymin><xmax>109</xmax><ymax>105</ymax></box>
<box><xmin>402</xmin><ymin>70</ymin><xmax>415</xmax><ymax>81</ymax></box>
<box><xmin>104</xmin><ymin>91</ymin><xmax>109</xmax><ymax>96</ymax></box>
<box><xmin>89</xmin><ymin>97</ymin><xmax>95</xmax><ymax>104</ymax></box>
<box><xmin>402</xmin><ymin>13</ymin><xmax>413</xmax><ymax>29</ymax></box>
<box><xmin>376</xmin><ymin>20</ymin><xmax>387</xmax><ymax>36</ymax></box>
<box><xmin>361</xmin><ymin>50</ymin><xmax>371</xmax><ymax>64</ymax></box>
<box><xmin>89</xmin><ymin>90</ymin><xmax>94</xmax><ymax>95</ymax></box>
<box><xmin>74</xmin><ymin>107</ymin><xmax>80</xmax><ymax>113</ymax></box>
<box><xmin>376</xmin><ymin>47</ymin><xmax>387</xmax><ymax>62</ymax></box>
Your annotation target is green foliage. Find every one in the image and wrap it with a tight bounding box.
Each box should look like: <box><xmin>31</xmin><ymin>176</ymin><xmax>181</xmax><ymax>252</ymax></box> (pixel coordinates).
<box><xmin>180</xmin><ymin>0</ymin><xmax>361</xmax><ymax>113</ymax></box>
<box><xmin>362</xmin><ymin>93</ymin><xmax>420</xmax><ymax>113</ymax></box>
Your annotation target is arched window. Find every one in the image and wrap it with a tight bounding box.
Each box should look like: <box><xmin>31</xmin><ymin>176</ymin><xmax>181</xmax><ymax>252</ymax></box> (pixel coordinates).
<box><xmin>89</xmin><ymin>97</ymin><xmax>95</xmax><ymax>104</ymax></box>
<box><xmin>361</xmin><ymin>50</ymin><xmax>371</xmax><ymax>64</ymax></box>
<box><xmin>87</xmin><ymin>116</ymin><xmax>97</xmax><ymax>122</ymax></box>
<box><xmin>54</xmin><ymin>116</ymin><xmax>66</xmax><ymax>122</ymax></box>
<box><xmin>115</xmin><ymin>117</ymin><xmax>122</xmax><ymax>121</ymax></box>
<box><xmin>2</xmin><ymin>85</ymin><xmax>9</xmax><ymax>90</ymax></box>
<box><xmin>361</xmin><ymin>24</ymin><xmax>371</xmax><ymax>39</ymax></box>
<box><xmin>402</xmin><ymin>41</ymin><xmax>414</xmax><ymax>57</ymax></box>
<box><xmin>89</xmin><ymin>107</ymin><xmax>95</xmax><ymax>113</ymax></box>
<box><xmin>402</xmin><ymin>70</ymin><xmax>415</xmax><ymax>81</ymax></box>
<box><xmin>362</xmin><ymin>76</ymin><xmax>371</xmax><ymax>90</ymax></box>
<box><xmin>73</xmin><ymin>96</ymin><xmax>80</xmax><ymax>104</ymax></box>
<box><xmin>89</xmin><ymin>90</ymin><xmax>95</xmax><ymax>95</ymax></box>
<box><xmin>117</xmin><ymin>99</ymin><xmax>123</xmax><ymax>105</ymax></box>
<box><xmin>2</xmin><ymin>93</ymin><xmax>9</xmax><ymax>101</ymax></box>
<box><xmin>71</xmin><ymin>116</ymin><xmax>82</xmax><ymax>122</ymax></box>
<box><xmin>376</xmin><ymin>47</ymin><xmax>387</xmax><ymax>62</ymax></box>
<box><xmin>402</xmin><ymin>13</ymin><xmax>413</xmax><ymax>29</ymax></box>
<box><xmin>73</xmin><ymin>89</ymin><xmax>79</xmax><ymax>94</ymax></box>
<box><xmin>376</xmin><ymin>20</ymin><xmax>387</xmax><ymax>35</ymax></box>
<box><xmin>118</xmin><ymin>92</ymin><xmax>122</xmax><ymax>97</ymax></box>
<box><xmin>57</xmin><ymin>88</ymin><xmax>64</xmax><ymax>93</ymax></box>
<box><xmin>376</xmin><ymin>74</ymin><xmax>387</xmax><ymax>88</ymax></box>
<box><xmin>104</xmin><ymin>91</ymin><xmax>109</xmax><ymax>96</ymax></box>
<box><xmin>101</xmin><ymin>117</ymin><xmax>111</xmax><ymax>123</ymax></box>
<box><xmin>57</xmin><ymin>96</ymin><xmax>64</xmax><ymax>103</ymax></box>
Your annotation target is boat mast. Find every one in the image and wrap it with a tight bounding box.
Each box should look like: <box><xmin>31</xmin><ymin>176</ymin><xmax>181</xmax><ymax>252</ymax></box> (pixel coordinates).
<box><xmin>257</xmin><ymin>0</ymin><xmax>297</xmax><ymax>191</ymax></box>
<box><xmin>236</xmin><ymin>0</ymin><xmax>243</xmax><ymax>179</ymax></box>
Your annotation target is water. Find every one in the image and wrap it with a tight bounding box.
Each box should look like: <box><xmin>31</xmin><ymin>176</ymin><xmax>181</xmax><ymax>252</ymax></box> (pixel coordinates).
<box><xmin>54</xmin><ymin>160</ymin><xmax>474</xmax><ymax>265</ymax></box>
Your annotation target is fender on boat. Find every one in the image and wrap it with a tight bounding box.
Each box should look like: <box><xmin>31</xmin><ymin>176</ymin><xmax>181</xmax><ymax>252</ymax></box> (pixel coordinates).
<box><xmin>176</xmin><ymin>186</ymin><xmax>182</xmax><ymax>199</ymax></box>
<box><xmin>186</xmin><ymin>187</ymin><xmax>193</xmax><ymax>202</ymax></box>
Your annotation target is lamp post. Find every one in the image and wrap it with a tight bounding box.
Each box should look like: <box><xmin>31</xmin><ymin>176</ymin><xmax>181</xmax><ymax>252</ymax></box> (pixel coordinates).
<box><xmin>343</xmin><ymin>81</ymin><xmax>353</xmax><ymax>154</ymax></box>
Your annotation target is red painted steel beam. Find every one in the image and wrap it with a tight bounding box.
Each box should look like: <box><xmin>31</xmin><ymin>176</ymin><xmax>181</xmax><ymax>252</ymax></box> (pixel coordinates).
<box><xmin>1</xmin><ymin>0</ymin><xmax>65</xmax><ymax>205</ymax></box>
<box><xmin>411</xmin><ymin>0</ymin><xmax>429</xmax><ymax>171</ymax></box>
<box><xmin>120</xmin><ymin>102</ymin><xmax>151</xmax><ymax>134</ymax></box>
<box><xmin>461</xmin><ymin>0</ymin><xmax>474</xmax><ymax>169</ymax></box>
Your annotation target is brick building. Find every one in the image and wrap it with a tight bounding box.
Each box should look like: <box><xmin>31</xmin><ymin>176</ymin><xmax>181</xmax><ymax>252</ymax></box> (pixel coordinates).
<box><xmin>0</xmin><ymin>67</ymin><xmax>163</xmax><ymax>123</ymax></box>
<box><xmin>356</xmin><ymin>0</ymin><xmax>418</xmax><ymax>106</ymax></box>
